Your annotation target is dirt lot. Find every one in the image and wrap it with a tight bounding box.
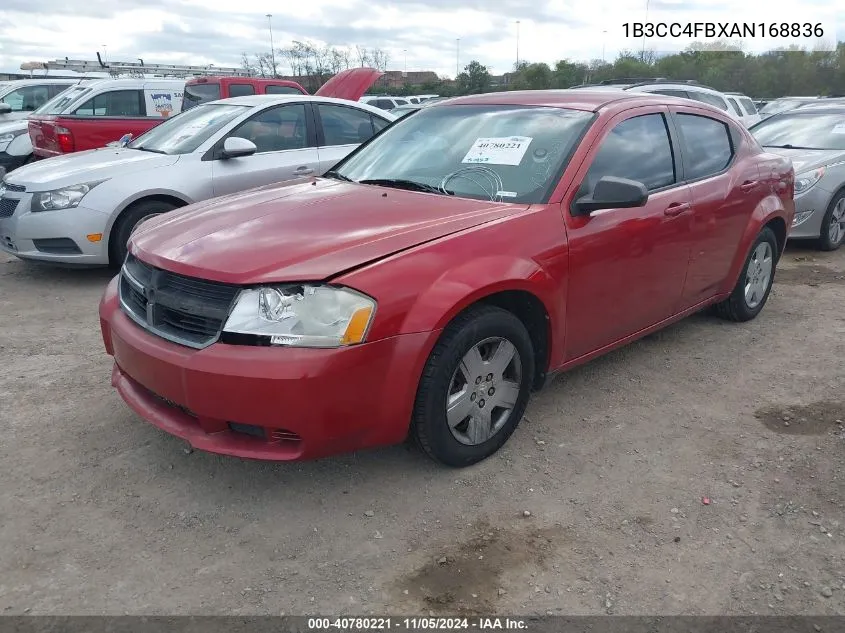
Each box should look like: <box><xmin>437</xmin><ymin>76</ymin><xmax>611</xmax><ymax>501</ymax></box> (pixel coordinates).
<box><xmin>1</xmin><ymin>244</ymin><xmax>844</xmax><ymax>616</ymax></box>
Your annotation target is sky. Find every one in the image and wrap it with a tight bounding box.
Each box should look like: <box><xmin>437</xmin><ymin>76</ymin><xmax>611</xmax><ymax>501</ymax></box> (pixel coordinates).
<box><xmin>0</xmin><ymin>0</ymin><xmax>841</xmax><ymax>80</ymax></box>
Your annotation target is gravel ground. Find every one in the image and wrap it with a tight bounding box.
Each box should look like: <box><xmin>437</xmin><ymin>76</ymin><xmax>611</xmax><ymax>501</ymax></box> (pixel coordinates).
<box><xmin>1</xmin><ymin>244</ymin><xmax>844</xmax><ymax>616</ymax></box>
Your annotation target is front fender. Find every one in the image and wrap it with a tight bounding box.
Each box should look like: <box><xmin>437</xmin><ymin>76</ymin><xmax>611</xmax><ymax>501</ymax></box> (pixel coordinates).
<box><xmin>720</xmin><ymin>192</ymin><xmax>791</xmax><ymax>295</ymax></box>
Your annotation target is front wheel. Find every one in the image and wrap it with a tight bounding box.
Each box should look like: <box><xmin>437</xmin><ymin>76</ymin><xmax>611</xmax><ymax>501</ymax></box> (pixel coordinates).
<box><xmin>109</xmin><ymin>199</ymin><xmax>178</xmax><ymax>267</ymax></box>
<box><xmin>412</xmin><ymin>305</ymin><xmax>535</xmax><ymax>467</ymax></box>
<box><xmin>714</xmin><ymin>226</ymin><xmax>778</xmax><ymax>322</ymax></box>
<box><xmin>817</xmin><ymin>191</ymin><xmax>845</xmax><ymax>251</ymax></box>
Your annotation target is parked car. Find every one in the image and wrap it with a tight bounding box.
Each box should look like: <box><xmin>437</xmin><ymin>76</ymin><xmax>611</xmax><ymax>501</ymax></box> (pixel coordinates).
<box><xmin>0</xmin><ymin>79</ymin><xmax>78</xmax><ymax>123</ymax></box>
<box><xmin>360</xmin><ymin>95</ymin><xmax>411</xmax><ymax>110</ymax></box>
<box><xmin>28</xmin><ymin>78</ymin><xmax>186</xmax><ymax>159</ymax></box>
<box><xmin>0</xmin><ymin>94</ymin><xmax>393</xmax><ymax>266</ymax></box>
<box><xmin>758</xmin><ymin>97</ymin><xmax>821</xmax><ymax>120</ymax></box>
<box><xmin>572</xmin><ymin>79</ymin><xmax>748</xmax><ymax>125</ymax></box>
<box><xmin>97</xmin><ymin>90</ymin><xmax>793</xmax><ymax>466</ymax></box>
<box><xmin>750</xmin><ymin>105</ymin><xmax>845</xmax><ymax>250</ymax></box>
<box><xmin>0</xmin><ymin>82</ymin><xmax>91</xmax><ymax>174</ymax></box>
<box><xmin>389</xmin><ymin>97</ymin><xmax>448</xmax><ymax>118</ymax></box>
<box><xmin>725</xmin><ymin>92</ymin><xmax>762</xmax><ymax>126</ymax></box>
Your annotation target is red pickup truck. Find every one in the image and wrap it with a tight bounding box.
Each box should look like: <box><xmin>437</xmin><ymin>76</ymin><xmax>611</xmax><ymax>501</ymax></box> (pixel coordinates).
<box><xmin>29</xmin><ymin>68</ymin><xmax>382</xmax><ymax>159</ymax></box>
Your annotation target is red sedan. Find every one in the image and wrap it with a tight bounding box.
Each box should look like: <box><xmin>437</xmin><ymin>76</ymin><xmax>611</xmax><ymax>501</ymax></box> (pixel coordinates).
<box><xmin>98</xmin><ymin>90</ymin><xmax>794</xmax><ymax>467</ymax></box>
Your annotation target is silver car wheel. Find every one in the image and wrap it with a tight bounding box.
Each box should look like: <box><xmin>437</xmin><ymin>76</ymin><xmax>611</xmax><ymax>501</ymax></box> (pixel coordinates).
<box><xmin>828</xmin><ymin>197</ymin><xmax>845</xmax><ymax>246</ymax></box>
<box><xmin>446</xmin><ymin>336</ymin><xmax>523</xmax><ymax>446</ymax></box>
<box><xmin>744</xmin><ymin>241</ymin><xmax>773</xmax><ymax>309</ymax></box>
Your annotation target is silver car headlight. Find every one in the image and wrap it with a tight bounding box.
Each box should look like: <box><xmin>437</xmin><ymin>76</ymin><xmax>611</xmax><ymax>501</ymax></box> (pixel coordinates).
<box><xmin>223</xmin><ymin>284</ymin><xmax>377</xmax><ymax>348</ymax></box>
<box><xmin>32</xmin><ymin>180</ymin><xmax>107</xmax><ymax>212</ymax></box>
<box><xmin>794</xmin><ymin>167</ymin><xmax>825</xmax><ymax>196</ymax></box>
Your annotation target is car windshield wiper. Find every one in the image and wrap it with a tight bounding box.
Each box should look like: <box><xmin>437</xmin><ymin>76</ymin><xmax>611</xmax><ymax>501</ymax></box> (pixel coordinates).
<box><xmin>132</xmin><ymin>145</ymin><xmax>167</xmax><ymax>154</ymax></box>
<box><xmin>763</xmin><ymin>144</ymin><xmax>823</xmax><ymax>150</ymax></box>
<box><xmin>358</xmin><ymin>178</ymin><xmax>452</xmax><ymax>195</ymax></box>
<box><xmin>323</xmin><ymin>170</ymin><xmax>353</xmax><ymax>182</ymax></box>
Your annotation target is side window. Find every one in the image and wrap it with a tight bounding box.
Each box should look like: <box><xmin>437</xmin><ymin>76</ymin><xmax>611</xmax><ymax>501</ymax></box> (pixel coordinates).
<box><xmin>582</xmin><ymin>113</ymin><xmax>676</xmax><ymax>192</ymax></box>
<box><xmin>74</xmin><ymin>90</ymin><xmax>143</xmax><ymax>116</ymax></box>
<box><xmin>393</xmin><ymin>99</ymin><xmax>409</xmax><ymax>106</ymax></box>
<box><xmin>687</xmin><ymin>91</ymin><xmax>730</xmax><ymax>111</ymax></box>
<box><xmin>372</xmin><ymin>115</ymin><xmax>391</xmax><ymax>132</ymax></box>
<box><xmin>47</xmin><ymin>84</ymin><xmax>73</xmax><ymax>99</ymax></box>
<box><xmin>1</xmin><ymin>85</ymin><xmax>51</xmax><ymax>111</ymax></box>
<box><xmin>318</xmin><ymin>104</ymin><xmax>377</xmax><ymax>146</ymax></box>
<box><xmin>228</xmin><ymin>84</ymin><xmax>255</xmax><ymax>97</ymax></box>
<box><xmin>739</xmin><ymin>98</ymin><xmax>757</xmax><ymax>115</ymax></box>
<box><xmin>727</xmin><ymin>97</ymin><xmax>744</xmax><ymax>117</ymax></box>
<box><xmin>373</xmin><ymin>100</ymin><xmax>394</xmax><ymax>110</ymax></box>
<box><xmin>265</xmin><ymin>85</ymin><xmax>303</xmax><ymax>95</ymax></box>
<box><xmin>228</xmin><ymin>104</ymin><xmax>308</xmax><ymax>153</ymax></box>
<box><xmin>675</xmin><ymin>113</ymin><xmax>734</xmax><ymax>180</ymax></box>
<box><xmin>649</xmin><ymin>89</ymin><xmax>691</xmax><ymax>99</ymax></box>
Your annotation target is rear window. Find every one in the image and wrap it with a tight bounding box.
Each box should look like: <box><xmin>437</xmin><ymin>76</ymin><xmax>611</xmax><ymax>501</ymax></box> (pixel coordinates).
<box><xmin>739</xmin><ymin>98</ymin><xmax>757</xmax><ymax>115</ymax></box>
<box><xmin>265</xmin><ymin>85</ymin><xmax>304</xmax><ymax>95</ymax></box>
<box><xmin>687</xmin><ymin>91</ymin><xmax>730</xmax><ymax>111</ymax></box>
<box><xmin>228</xmin><ymin>84</ymin><xmax>255</xmax><ymax>97</ymax></box>
<box><xmin>182</xmin><ymin>83</ymin><xmax>221</xmax><ymax>111</ymax></box>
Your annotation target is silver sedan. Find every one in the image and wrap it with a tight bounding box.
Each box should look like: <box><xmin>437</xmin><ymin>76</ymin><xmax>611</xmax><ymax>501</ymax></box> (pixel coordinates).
<box><xmin>750</xmin><ymin>106</ymin><xmax>845</xmax><ymax>250</ymax></box>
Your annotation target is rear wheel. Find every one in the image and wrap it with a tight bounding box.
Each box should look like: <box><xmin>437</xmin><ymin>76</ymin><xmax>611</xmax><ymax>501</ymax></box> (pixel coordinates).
<box><xmin>817</xmin><ymin>191</ymin><xmax>845</xmax><ymax>251</ymax></box>
<box><xmin>412</xmin><ymin>305</ymin><xmax>534</xmax><ymax>467</ymax></box>
<box><xmin>714</xmin><ymin>226</ymin><xmax>778</xmax><ymax>322</ymax></box>
<box><xmin>109</xmin><ymin>199</ymin><xmax>178</xmax><ymax>267</ymax></box>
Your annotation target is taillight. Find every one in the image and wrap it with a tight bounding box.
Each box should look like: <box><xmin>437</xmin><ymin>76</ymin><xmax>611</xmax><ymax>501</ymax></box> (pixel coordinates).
<box><xmin>56</xmin><ymin>126</ymin><xmax>74</xmax><ymax>153</ymax></box>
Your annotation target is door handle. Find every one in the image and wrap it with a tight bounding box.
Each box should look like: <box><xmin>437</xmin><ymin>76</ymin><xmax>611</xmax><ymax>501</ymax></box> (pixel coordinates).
<box><xmin>664</xmin><ymin>202</ymin><xmax>691</xmax><ymax>217</ymax></box>
<box><xmin>294</xmin><ymin>166</ymin><xmax>314</xmax><ymax>175</ymax></box>
<box><xmin>740</xmin><ymin>180</ymin><xmax>758</xmax><ymax>192</ymax></box>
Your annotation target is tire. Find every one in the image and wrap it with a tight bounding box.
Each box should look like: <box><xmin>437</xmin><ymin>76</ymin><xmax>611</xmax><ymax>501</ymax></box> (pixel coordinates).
<box><xmin>412</xmin><ymin>305</ymin><xmax>535</xmax><ymax>467</ymax></box>
<box><xmin>109</xmin><ymin>199</ymin><xmax>178</xmax><ymax>267</ymax></box>
<box><xmin>714</xmin><ymin>226</ymin><xmax>778</xmax><ymax>322</ymax></box>
<box><xmin>816</xmin><ymin>190</ymin><xmax>845</xmax><ymax>251</ymax></box>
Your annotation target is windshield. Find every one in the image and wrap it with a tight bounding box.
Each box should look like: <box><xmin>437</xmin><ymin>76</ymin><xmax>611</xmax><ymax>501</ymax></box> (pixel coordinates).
<box><xmin>33</xmin><ymin>86</ymin><xmax>89</xmax><ymax>114</ymax></box>
<box><xmin>332</xmin><ymin>104</ymin><xmax>595</xmax><ymax>203</ymax></box>
<box><xmin>127</xmin><ymin>103</ymin><xmax>249</xmax><ymax>154</ymax></box>
<box><xmin>759</xmin><ymin>99</ymin><xmax>811</xmax><ymax>116</ymax></box>
<box><xmin>182</xmin><ymin>83</ymin><xmax>222</xmax><ymax>111</ymax></box>
<box><xmin>751</xmin><ymin>112</ymin><xmax>845</xmax><ymax>151</ymax></box>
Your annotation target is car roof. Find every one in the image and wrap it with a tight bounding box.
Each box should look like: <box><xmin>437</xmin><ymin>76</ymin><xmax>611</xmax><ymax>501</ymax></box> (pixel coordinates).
<box><xmin>211</xmin><ymin>94</ymin><xmax>398</xmax><ymax>118</ymax></box>
<box><xmin>771</xmin><ymin>105</ymin><xmax>845</xmax><ymax>115</ymax></box>
<box><xmin>0</xmin><ymin>78</ymin><xmax>78</xmax><ymax>87</ymax></box>
<box><xmin>435</xmin><ymin>89</ymin><xmax>714</xmax><ymax>113</ymax></box>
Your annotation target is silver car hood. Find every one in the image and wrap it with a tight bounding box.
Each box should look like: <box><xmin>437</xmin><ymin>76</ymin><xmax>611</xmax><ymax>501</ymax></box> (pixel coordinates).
<box><xmin>762</xmin><ymin>147</ymin><xmax>845</xmax><ymax>173</ymax></box>
<box><xmin>6</xmin><ymin>147</ymin><xmax>180</xmax><ymax>191</ymax></box>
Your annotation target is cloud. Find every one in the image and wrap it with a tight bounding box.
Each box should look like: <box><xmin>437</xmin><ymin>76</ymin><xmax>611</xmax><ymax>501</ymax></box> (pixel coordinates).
<box><xmin>0</xmin><ymin>0</ymin><xmax>842</xmax><ymax>80</ymax></box>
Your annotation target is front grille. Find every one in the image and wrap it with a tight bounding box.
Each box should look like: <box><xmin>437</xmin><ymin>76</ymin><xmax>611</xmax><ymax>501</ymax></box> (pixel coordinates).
<box><xmin>3</xmin><ymin>183</ymin><xmax>25</xmax><ymax>193</ymax></box>
<box><xmin>0</xmin><ymin>198</ymin><xmax>18</xmax><ymax>218</ymax></box>
<box><xmin>119</xmin><ymin>253</ymin><xmax>240</xmax><ymax>349</ymax></box>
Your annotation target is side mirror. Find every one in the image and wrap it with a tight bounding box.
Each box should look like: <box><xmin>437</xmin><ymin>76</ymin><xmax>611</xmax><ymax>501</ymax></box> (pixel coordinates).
<box><xmin>0</xmin><ymin>103</ymin><xmax>12</xmax><ymax>115</ymax></box>
<box><xmin>573</xmin><ymin>176</ymin><xmax>649</xmax><ymax>215</ymax></box>
<box><xmin>221</xmin><ymin>137</ymin><xmax>257</xmax><ymax>159</ymax></box>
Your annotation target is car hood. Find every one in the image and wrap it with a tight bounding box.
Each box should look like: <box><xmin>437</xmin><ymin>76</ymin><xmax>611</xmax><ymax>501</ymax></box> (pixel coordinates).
<box><xmin>6</xmin><ymin>147</ymin><xmax>180</xmax><ymax>190</ymax></box>
<box><xmin>762</xmin><ymin>147</ymin><xmax>845</xmax><ymax>173</ymax></box>
<box><xmin>130</xmin><ymin>179</ymin><xmax>527</xmax><ymax>284</ymax></box>
<box><xmin>314</xmin><ymin>67</ymin><xmax>383</xmax><ymax>101</ymax></box>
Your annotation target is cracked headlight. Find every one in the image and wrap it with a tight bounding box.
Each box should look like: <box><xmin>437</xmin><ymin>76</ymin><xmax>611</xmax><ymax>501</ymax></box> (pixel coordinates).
<box><xmin>223</xmin><ymin>284</ymin><xmax>377</xmax><ymax>348</ymax></box>
<box><xmin>32</xmin><ymin>180</ymin><xmax>107</xmax><ymax>212</ymax></box>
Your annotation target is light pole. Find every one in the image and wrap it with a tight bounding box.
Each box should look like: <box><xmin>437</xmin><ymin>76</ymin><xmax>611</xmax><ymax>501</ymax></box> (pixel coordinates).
<box><xmin>403</xmin><ymin>49</ymin><xmax>407</xmax><ymax>74</ymax></box>
<box><xmin>102</xmin><ymin>44</ymin><xmax>108</xmax><ymax>64</ymax></box>
<box><xmin>266</xmin><ymin>14</ymin><xmax>276</xmax><ymax>77</ymax></box>
<box><xmin>641</xmin><ymin>0</ymin><xmax>649</xmax><ymax>58</ymax></box>
<box><xmin>602</xmin><ymin>30</ymin><xmax>607</xmax><ymax>62</ymax></box>
<box><xmin>516</xmin><ymin>20</ymin><xmax>520</xmax><ymax>68</ymax></box>
<box><xmin>456</xmin><ymin>38</ymin><xmax>460</xmax><ymax>78</ymax></box>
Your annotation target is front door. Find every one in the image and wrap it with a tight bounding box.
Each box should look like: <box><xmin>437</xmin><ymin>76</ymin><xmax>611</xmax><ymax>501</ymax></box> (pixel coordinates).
<box><xmin>313</xmin><ymin>102</ymin><xmax>390</xmax><ymax>173</ymax></box>
<box><xmin>563</xmin><ymin>108</ymin><xmax>694</xmax><ymax>359</ymax></box>
<box><xmin>211</xmin><ymin>103</ymin><xmax>320</xmax><ymax>197</ymax></box>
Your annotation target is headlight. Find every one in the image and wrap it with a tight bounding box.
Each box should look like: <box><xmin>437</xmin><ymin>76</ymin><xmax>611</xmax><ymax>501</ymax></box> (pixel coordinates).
<box><xmin>32</xmin><ymin>180</ymin><xmax>106</xmax><ymax>212</ymax></box>
<box><xmin>794</xmin><ymin>167</ymin><xmax>825</xmax><ymax>195</ymax></box>
<box><xmin>0</xmin><ymin>131</ymin><xmax>23</xmax><ymax>152</ymax></box>
<box><xmin>223</xmin><ymin>284</ymin><xmax>376</xmax><ymax>348</ymax></box>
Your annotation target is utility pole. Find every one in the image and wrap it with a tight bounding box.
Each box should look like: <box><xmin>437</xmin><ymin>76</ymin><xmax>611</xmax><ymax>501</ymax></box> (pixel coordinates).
<box><xmin>456</xmin><ymin>38</ymin><xmax>460</xmax><ymax>78</ymax></box>
<box><xmin>266</xmin><ymin>14</ymin><xmax>276</xmax><ymax>77</ymax></box>
<box><xmin>516</xmin><ymin>21</ymin><xmax>520</xmax><ymax>68</ymax></box>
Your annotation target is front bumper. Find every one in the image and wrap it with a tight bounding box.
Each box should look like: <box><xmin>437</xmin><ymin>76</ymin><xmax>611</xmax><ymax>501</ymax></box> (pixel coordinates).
<box><xmin>788</xmin><ymin>185</ymin><xmax>834</xmax><ymax>240</ymax></box>
<box><xmin>0</xmin><ymin>191</ymin><xmax>111</xmax><ymax>265</ymax></box>
<box><xmin>99</xmin><ymin>277</ymin><xmax>437</xmax><ymax>461</ymax></box>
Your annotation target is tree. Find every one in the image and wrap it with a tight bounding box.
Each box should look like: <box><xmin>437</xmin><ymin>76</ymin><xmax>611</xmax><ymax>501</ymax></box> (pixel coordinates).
<box><xmin>457</xmin><ymin>60</ymin><xmax>491</xmax><ymax>94</ymax></box>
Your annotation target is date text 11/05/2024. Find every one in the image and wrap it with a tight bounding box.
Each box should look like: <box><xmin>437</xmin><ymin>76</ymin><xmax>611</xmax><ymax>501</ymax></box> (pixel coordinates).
<box><xmin>307</xmin><ymin>617</ymin><xmax>528</xmax><ymax>630</ymax></box>
<box><xmin>622</xmin><ymin>22</ymin><xmax>825</xmax><ymax>39</ymax></box>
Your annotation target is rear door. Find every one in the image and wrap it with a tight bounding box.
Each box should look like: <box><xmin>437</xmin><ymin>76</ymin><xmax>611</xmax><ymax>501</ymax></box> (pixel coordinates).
<box><xmin>210</xmin><ymin>102</ymin><xmax>320</xmax><ymax>196</ymax></box>
<box><xmin>668</xmin><ymin>106</ymin><xmax>762</xmax><ymax>307</ymax></box>
<box><xmin>312</xmin><ymin>102</ymin><xmax>391</xmax><ymax>172</ymax></box>
<box><xmin>563</xmin><ymin>107</ymin><xmax>693</xmax><ymax>358</ymax></box>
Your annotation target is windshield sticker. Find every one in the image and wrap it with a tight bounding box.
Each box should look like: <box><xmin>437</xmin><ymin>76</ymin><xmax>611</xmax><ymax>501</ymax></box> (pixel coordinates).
<box><xmin>496</xmin><ymin>190</ymin><xmax>519</xmax><ymax>198</ymax></box>
<box><xmin>462</xmin><ymin>136</ymin><xmax>533</xmax><ymax>166</ymax></box>
<box><xmin>832</xmin><ymin>123</ymin><xmax>845</xmax><ymax>134</ymax></box>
